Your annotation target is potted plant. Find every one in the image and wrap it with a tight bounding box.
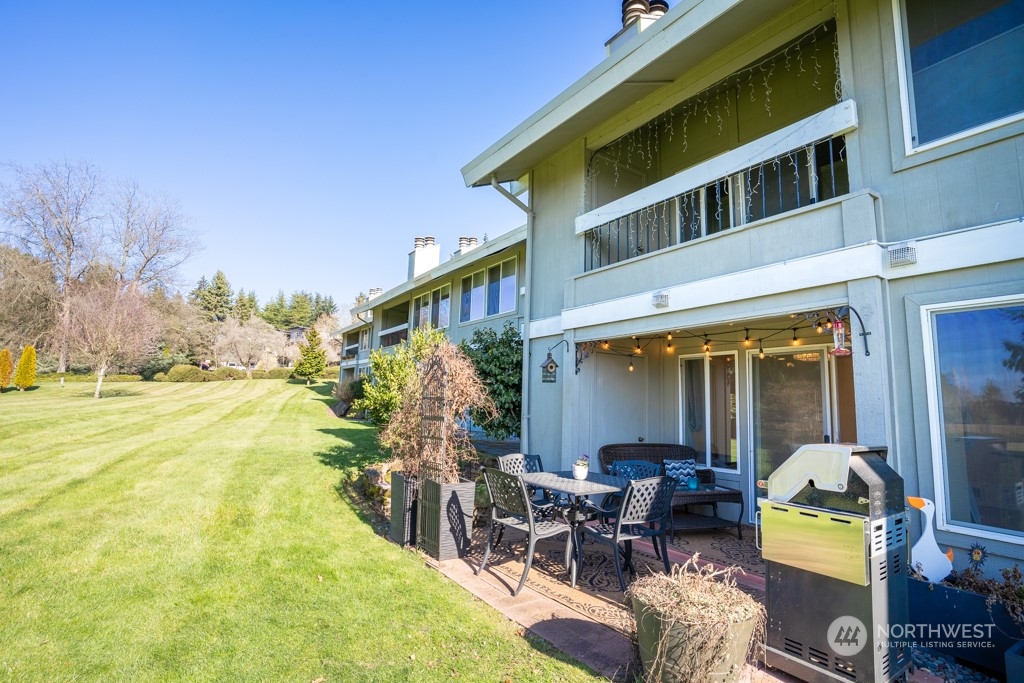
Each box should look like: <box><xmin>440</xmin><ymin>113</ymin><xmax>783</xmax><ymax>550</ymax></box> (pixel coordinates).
<box><xmin>573</xmin><ymin>453</ymin><xmax>590</xmax><ymax>480</ymax></box>
<box><xmin>625</xmin><ymin>555</ymin><xmax>764</xmax><ymax>683</ymax></box>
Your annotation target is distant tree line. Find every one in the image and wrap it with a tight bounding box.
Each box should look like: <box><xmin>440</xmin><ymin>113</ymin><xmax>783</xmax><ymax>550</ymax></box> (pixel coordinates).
<box><xmin>0</xmin><ymin>160</ymin><xmax>349</xmax><ymax>397</ymax></box>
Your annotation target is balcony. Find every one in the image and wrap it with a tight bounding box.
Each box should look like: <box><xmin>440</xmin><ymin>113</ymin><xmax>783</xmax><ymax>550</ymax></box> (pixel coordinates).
<box><xmin>578</xmin><ymin>101</ymin><xmax>857</xmax><ymax>272</ymax></box>
<box><xmin>380</xmin><ymin>323</ymin><xmax>409</xmax><ymax>348</ymax></box>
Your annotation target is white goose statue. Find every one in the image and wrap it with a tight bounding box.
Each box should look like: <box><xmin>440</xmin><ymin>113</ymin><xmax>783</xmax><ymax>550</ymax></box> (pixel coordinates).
<box><xmin>907</xmin><ymin>496</ymin><xmax>954</xmax><ymax>582</ymax></box>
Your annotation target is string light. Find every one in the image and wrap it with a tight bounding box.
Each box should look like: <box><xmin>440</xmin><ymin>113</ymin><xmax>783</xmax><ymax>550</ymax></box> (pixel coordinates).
<box><xmin>703</xmin><ymin>337</ymin><xmax>711</xmax><ymax>355</ymax></box>
<box><xmin>635</xmin><ymin>341</ymin><xmax>643</xmax><ymax>355</ymax></box>
<box><xmin>744</xmin><ymin>329</ymin><xmax>750</xmax><ymax>346</ymax></box>
<box><xmin>666</xmin><ymin>332</ymin><xmax>672</xmax><ymax>341</ymax></box>
<box><xmin>628</xmin><ymin>360</ymin><xmax>634</xmax><ymax>372</ymax></box>
<box><xmin>816</xmin><ymin>320</ymin><xmax>824</xmax><ymax>334</ymax></box>
<box><xmin>758</xmin><ymin>342</ymin><xmax>765</xmax><ymax>360</ymax></box>
<box><xmin>792</xmin><ymin>329</ymin><xmax>800</xmax><ymax>346</ymax></box>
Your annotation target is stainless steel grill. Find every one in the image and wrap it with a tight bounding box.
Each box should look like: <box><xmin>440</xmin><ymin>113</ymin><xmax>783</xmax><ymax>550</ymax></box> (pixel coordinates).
<box><xmin>757</xmin><ymin>444</ymin><xmax>910</xmax><ymax>683</ymax></box>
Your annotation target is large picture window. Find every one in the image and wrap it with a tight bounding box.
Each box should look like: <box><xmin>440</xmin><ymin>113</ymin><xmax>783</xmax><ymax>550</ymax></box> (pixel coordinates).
<box><xmin>898</xmin><ymin>0</ymin><xmax>1024</xmax><ymax>146</ymax></box>
<box><xmin>460</xmin><ymin>257</ymin><xmax>517</xmax><ymax>323</ymax></box>
<box><xmin>926</xmin><ymin>298</ymin><xmax>1024</xmax><ymax>537</ymax></box>
<box><xmin>412</xmin><ymin>284</ymin><xmax>450</xmax><ymax>330</ymax></box>
<box><xmin>680</xmin><ymin>354</ymin><xmax>738</xmax><ymax>471</ymax></box>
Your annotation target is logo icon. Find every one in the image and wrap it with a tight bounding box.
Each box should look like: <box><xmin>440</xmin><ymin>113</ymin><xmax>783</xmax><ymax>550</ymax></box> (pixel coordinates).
<box><xmin>827</xmin><ymin>615</ymin><xmax>867</xmax><ymax>656</ymax></box>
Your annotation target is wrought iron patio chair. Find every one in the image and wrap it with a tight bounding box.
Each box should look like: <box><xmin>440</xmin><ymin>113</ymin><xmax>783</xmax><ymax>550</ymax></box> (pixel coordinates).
<box><xmin>580</xmin><ymin>475</ymin><xmax>677</xmax><ymax>592</ymax></box>
<box><xmin>599</xmin><ymin>459</ymin><xmax>664</xmax><ymax>522</ymax></box>
<box><xmin>476</xmin><ymin>467</ymin><xmax>571</xmax><ymax>596</ymax></box>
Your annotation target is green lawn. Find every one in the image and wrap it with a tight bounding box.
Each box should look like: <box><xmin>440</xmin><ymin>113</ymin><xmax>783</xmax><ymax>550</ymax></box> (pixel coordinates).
<box><xmin>0</xmin><ymin>381</ymin><xmax>601</xmax><ymax>682</ymax></box>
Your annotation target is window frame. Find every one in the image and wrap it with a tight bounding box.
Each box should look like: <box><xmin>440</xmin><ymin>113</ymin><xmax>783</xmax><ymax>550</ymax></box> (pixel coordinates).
<box><xmin>922</xmin><ymin>293</ymin><xmax>1024</xmax><ymax>543</ymax></box>
<box><xmin>411</xmin><ymin>284</ymin><xmax>451</xmax><ymax>331</ymax></box>
<box><xmin>678</xmin><ymin>351</ymin><xmax>740</xmax><ymax>474</ymax></box>
<box><xmin>891</xmin><ymin>0</ymin><xmax>1024</xmax><ymax>156</ymax></box>
<box><xmin>459</xmin><ymin>256</ymin><xmax>518</xmax><ymax>324</ymax></box>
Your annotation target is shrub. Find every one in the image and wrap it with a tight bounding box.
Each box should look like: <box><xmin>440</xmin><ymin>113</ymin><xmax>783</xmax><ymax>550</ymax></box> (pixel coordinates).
<box><xmin>461</xmin><ymin>321</ymin><xmax>523</xmax><ymax>441</ymax></box>
<box><xmin>213</xmin><ymin>366</ymin><xmax>246</xmax><ymax>381</ymax></box>
<box><xmin>320</xmin><ymin>367</ymin><xmax>338</xmax><ymax>379</ymax></box>
<box><xmin>166</xmin><ymin>364</ymin><xmax>214</xmax><ymax>382</ymax></box>
<box><xmin>0</xmin><ymin>348</ymin><xmax>12</xmax><ymax>391</ymax></box>
<box><xmin>153</xmin><ymin>372</ymin><xmax>167</xmax><ymax>382</ymax></box>
<box><xmin>249</xmin><ymin>369</ymin><xmax>268</xmax><ymax>379</ymax></box>
<box><xmin>140</xmin><ymin>351</ymin><xmax>190</xmax><ymax>381</ymax></box>
<box><xmin>14</xmin><ymin>345</ymin><xmax>37</xmax><ymax>390</ymax></box>
<box><xmin>267</xmin><ymin>368</ymin><xmax>293</xmax><ymax>379</ymax></box>
<box><xmin>37</xmin><ymin>373</ymin><xmax>142</xmax><ymax>383</ymax></box>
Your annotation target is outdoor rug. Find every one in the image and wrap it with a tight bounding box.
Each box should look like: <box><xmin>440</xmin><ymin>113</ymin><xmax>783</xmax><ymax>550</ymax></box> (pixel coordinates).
<box><xmin>466</xmin><ymin>525</ymin><xmax>763</xmax><ymax>636</ymax></box>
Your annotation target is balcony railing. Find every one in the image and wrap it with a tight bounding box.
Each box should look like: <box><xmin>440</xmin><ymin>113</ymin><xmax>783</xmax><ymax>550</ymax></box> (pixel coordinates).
<box><xmin>379</xmin><ymin>323</ymin><xmax>409</xmax><ymax>348</ymax></box>
<box><xmin>578</xmin><ymin>101</ymin><xmax>857</xmax><ymax>272</ymax></box>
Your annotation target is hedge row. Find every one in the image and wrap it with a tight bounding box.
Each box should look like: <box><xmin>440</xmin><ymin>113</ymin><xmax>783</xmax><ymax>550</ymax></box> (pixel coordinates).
<box><xmin>37</xmin><ymin>373</ymin><xmax>143</xmax><ymax>383</ymax></box>
<box><xmin>157</xmin><ymin>365</ymin><xmax>298</xmax><ymax>382</ymax></box>
<box><xmin>34</xmin><ymin>366</ymin><xmax>330</xmax><ymax>384</ymax></box>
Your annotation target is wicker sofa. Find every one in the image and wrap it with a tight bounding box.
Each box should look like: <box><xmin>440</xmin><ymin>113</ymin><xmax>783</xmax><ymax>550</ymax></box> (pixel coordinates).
<box><xmin>596</xmin><ymin>443</ymin><xmax>714</xmax><ymax>485</ymax></box>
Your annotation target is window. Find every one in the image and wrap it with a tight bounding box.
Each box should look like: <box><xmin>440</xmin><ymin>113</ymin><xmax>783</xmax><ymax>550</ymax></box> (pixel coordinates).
<box><xmin>898</xmin><ymin>0</ymin><xmax>1024</xmax><ymax>146</ymax></box>
<box><xmin>412</xmin><ymin>285</ymin><xmax>450</xmax><ymax>330</ymax></box>
<box><xmin>460</xmin><ymin>257</ymin><xmax>517</xmax><ymax>323</ymax></box>
<box><xmin>359</xmin><ymin>328</ymin><xmax>369</xmax><ymax>351</ymax></box>
<box><xmin>925</xmin><ymin>298</ymin><xmax>1024</xmax><ymax>537</ymax></box>
<box><xmin>680</xmin><ymin>353</ymin><xmax>738</xmax><ymax>470</ymax></box>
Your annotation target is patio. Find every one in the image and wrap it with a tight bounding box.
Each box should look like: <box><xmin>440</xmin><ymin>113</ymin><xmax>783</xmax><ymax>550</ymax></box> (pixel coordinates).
<box><xmin>426</xmin><ymin>524</ymin><xmax>994</xmax><ymax>683</ymax></box>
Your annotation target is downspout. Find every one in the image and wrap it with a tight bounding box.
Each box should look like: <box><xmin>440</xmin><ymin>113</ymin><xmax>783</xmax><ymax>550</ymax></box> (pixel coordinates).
<box><xmin>489</xmin><ymin>173</ymin><xmax>535</xmax><ymax>450</ymax></box>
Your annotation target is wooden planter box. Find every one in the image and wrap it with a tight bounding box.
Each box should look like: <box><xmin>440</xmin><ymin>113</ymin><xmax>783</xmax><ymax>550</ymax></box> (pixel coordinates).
<box><xmin>417</xmin><ymin>478</ymin><xmax>475</xmax><ymax>561</ymax></box>
<box><xmin>389</xmin><ymin>471</ymin><xmax>418</xmax><ymax>547</ymax></box>
<box><xmin>907</xmin><ymin>577</ymin><xmax>1022</xmax><ymax>676</ymax></box>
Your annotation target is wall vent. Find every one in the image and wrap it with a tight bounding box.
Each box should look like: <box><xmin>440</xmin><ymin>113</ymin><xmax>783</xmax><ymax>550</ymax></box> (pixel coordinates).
<box><xmin>887</xmin><ymin>241</ymin><xmax>918</xmax><ymax>268</ymax></box>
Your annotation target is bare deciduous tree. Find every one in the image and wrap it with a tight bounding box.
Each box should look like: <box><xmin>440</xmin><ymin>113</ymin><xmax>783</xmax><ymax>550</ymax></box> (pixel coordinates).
<box><xmin>67</xmin><ymin>278</ymin><xmax>160</xmax><ymax>398</ymax></box>
<box><xmin>1</xmin><ymin>161</ymin><xmax>200</xmax><ymax>372</ymax></box>
<box><xmin>0</xmin><ymin>245</ymin><xmax>57</xmax><ymax>350</ymax></box>
<box><xmin>213</xmin><ymin>317</ymin><xmax>284</xmax><ymax>379</ymax></box>
<box><xmin>0</xmin><ymin>160</ymin><xmax>103</xmax><ymax>371</ymax></box>
<box><xmin>313</xmin><ymin>313</ymin><xmax>341</xmax><ymax>366</ymax></box>
<box><xmin>107</xmin><ymin>179</ymin><xmax>201</xmax><ymax>289</ymax></box>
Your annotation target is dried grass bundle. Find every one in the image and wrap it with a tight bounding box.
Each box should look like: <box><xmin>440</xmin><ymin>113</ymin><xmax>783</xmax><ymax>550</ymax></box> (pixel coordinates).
<box><xmin>625</xmin><ymin>555</ymin><xmax>765</xmax><ymax>683</ymax></box>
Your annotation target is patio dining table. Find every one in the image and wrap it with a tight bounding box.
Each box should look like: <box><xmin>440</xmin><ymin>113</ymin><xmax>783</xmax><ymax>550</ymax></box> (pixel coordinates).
<box><xmin>521</xmin><ymin>470</ymin><xmax>626</xmax><ymax>588</ymax></box>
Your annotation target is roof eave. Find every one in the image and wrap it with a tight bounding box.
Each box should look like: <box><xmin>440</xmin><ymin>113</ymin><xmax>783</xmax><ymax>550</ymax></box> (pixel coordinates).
<box><xmin>461</xmin><ymin>0</ymin><xmax>800</xmax><ymax>187</ymax></box>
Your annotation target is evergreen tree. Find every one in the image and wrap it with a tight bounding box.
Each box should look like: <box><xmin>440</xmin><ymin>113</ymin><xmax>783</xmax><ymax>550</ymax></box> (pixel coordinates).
<box><xmin>233</xmin><ymin>289</ymin><xmax>256</xmax><ymax>321</ymax></box>
<box><xmin>13</xmin><ymin>345</ymin><xmax>37</xmax><ymax>391</ymax></box>
<box><xmin>312</xmin><ymin>294</ymin><xmax>337</xmax><ymax>321</ymax></box>
<box><xmin>0</xmin><ymin>348</ymin><xmax>12</xmax><ymax>391</ymax></box>
<box><xmin>187</xmin><ymin>276</ymin><xmax>209</xmax><ymax>308</ymax></box>
<box><xmin>206</xmin><ymin>271</ymin><xmax>233</xmax><ymax>322</ymax></box>
<box><xmin>287</xmin><ymin>291</ymin><xmax>314</xmax><ymax>328</ymax></box>
<box><xmin>260</xmin><ymin>290</ymin><xmax>288</xmax><ymax>329</ymax></box>
<box><xmin>294</xmin><ymin>327</ymin><xmax>327</xmax><ymax>385</ymax></box>
<box><xmin>462</xmin><ymin>321</ymin><xmax>523</xmax><ymax>440</ymax></box>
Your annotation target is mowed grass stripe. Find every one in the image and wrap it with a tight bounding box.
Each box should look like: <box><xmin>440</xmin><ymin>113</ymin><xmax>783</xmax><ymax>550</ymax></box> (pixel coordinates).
<box><xmin>0</xmin><ymin>382</ymin><xmax>290</xmax><ymax>516</ymax></box>
<box><xmin>0</xmin><ymin>380</ymin><xmax>263</xmax><ymax>465</ymax></box>
<box><xmin>0</xmin><ymin>381</ymin><xmax>599</xmax><ymax>682</ymax></box>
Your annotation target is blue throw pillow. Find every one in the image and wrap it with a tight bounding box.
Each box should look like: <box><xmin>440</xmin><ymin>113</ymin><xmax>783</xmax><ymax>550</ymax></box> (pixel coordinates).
<box><xmin>664</xmin><ymin>458</ymin><xmax>697</xmax><ymax>485</ymax></box>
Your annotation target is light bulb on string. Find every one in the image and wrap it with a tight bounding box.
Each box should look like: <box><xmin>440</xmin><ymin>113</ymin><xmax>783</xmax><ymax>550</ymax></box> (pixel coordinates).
<box><xmin>744</xmin><ymin>329</ymin><xmax>750</xmax><ymax>346</ymax></box>
<box><xmin>703</xmin><ymin>338</ymin><xmax>711</xmax><ymax>355</ymax></box>
<box><xmin>816</xmin><ymin>320</ymin><xmax>824</xmax><ymax>334</ymax></box>
<box><xmin>601</xmin><ymin>340</ymin><xmax>609</xmax><ymax>350</ymax></box>
<box><xmin>628</xmin><ymin>360</ymin><xmax>635</xmax><ymax>372</ymax></box>
<box><xmin>758</xmin><ymin>341</ymin><xmax>765</xmax><ymax>360</ymax></box>
<box><xmin>792</xmin><ymin>329</ymin><xmax>800</xmax><ymax>346</ymax></box>
<box><xmin>666</xmin><ymin>332</ymin><xmax>673</xmax><ymax>341</ymax></box>
<box><xmin>634</xmin><ymin>341</ymin><xmax>642</xmax><ymax>354</ymax></box>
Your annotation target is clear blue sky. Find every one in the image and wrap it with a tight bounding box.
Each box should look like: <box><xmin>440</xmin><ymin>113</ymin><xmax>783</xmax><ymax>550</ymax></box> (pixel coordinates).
<box><xmin>1</xmin><ymin>1</ymin><xmax>627</xmax><ymax>314</ymax></box>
